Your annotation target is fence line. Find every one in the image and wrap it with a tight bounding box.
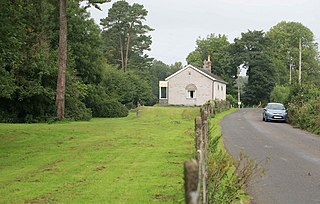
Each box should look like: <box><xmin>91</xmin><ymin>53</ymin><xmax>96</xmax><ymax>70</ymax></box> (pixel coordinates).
<box><xmin>184</xmin><ymin>100</ymin><xmax>230</xmax><ymax>204</ymax></box>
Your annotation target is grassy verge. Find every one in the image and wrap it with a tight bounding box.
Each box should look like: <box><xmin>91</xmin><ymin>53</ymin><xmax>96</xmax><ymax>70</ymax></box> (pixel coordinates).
<box><xmin>0</xmin><ymin>106</ymin><xmax>199</xmax><ymax>203</ymax></box>
<box><xmin>210</xmin><ymin>108</ymin><xmax>236</xmax><ymax>153</ymax></box>
<box><xmin>207</xmin><ymin>108</ymin><xmax>251</xmax><ymax>203</ymax></box>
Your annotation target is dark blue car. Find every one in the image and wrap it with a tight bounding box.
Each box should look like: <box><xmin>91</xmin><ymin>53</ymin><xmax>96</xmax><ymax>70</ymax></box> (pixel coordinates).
<box><xmin>262</xmin><ymin>103</ymin><xmax>288</xmax><ymax>122</ymax></box>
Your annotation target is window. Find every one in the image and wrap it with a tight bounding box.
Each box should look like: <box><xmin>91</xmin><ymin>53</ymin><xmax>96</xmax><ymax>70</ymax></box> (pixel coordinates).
<box><xmin>188</xmin><ymin>90</ymin><xmax>195</xmax><ymax>98</ymax></box>
<box><xmin>160</xmin><ymin>87</ymin><xmax>167</xmax><ymax>99</ymax></box>
<box><xmin>218</xmin><ymin>84</ymin><xmax>220</xmax><ymax>90</ymax></box>
<box><xmin>186</xmin><ymin>84</ymin><xmax>197</xmax><ymax>99</ymax></box>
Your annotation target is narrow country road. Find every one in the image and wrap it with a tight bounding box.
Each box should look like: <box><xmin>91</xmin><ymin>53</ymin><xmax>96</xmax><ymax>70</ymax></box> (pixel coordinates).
<box><xmin>221</xmin><ymin>108</ymin><xmax>320</xmax><ymax>204</ymax></box>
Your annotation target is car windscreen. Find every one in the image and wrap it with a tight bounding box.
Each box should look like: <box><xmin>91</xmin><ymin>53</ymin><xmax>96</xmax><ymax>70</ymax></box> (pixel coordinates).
<box><xmin>267</xmin><ymin>104</ymin><xmax>285</xmax><ymax>110</ymax></box>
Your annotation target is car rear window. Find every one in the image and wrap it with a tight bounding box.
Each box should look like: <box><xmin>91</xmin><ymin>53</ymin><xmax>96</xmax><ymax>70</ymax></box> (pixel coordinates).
<box><xmin>267</xmin><ymin>104</ymin><xmax>285</xmax><ymax>110</ymax></box>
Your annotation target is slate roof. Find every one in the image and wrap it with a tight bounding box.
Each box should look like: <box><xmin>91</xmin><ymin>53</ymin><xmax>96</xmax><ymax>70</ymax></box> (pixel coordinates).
<box><xmin>165</xmin><ymin>64</ymin><xmax>228</xmax><ymax>84</ymax></box>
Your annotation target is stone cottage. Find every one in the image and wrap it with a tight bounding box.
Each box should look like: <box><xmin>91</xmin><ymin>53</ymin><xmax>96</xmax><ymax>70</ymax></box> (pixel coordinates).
<box><xmin>159</xmin><ymin>59</ymin><xmax>227</xmax><ymax>106</ymax></box>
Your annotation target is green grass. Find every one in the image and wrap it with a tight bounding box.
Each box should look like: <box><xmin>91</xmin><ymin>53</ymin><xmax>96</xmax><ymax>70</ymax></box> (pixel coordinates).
<box><xmin>0</xmin><ymin>106</ymin><xmax>199</xmax><ymax>203</ymax></box>
<box><xmin>207</xmin><ymin>108</ymin><xmax>250</xmax><ymax>203</ymax></box>
<box><xmin>210</xmin><ymin>108</ymin><xmax>237</xmax><ymax>152</ymax></box>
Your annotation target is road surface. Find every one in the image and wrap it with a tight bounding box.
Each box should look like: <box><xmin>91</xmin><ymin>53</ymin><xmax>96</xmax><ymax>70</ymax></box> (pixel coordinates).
<box><xmin>221</xmin><ymin>108</ymin><xmax>320</xmax><ymax>204</ymax></box>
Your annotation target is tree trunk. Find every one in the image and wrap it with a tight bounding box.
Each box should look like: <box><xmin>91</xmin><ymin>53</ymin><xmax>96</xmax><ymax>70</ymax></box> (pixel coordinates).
<box><xmin>56</xmin><ymin>0</ymin><xmax>67</xmax><ymax>120</ymax></box>
<box><xmin>120</xmin><ymin>38</ymin><xmax>125</xmax><ymax>72</ymax></box>
<box><xmin>125</xmin><ymin>32</ymin><xmax>131</xmax><ymax>71</ymax></box>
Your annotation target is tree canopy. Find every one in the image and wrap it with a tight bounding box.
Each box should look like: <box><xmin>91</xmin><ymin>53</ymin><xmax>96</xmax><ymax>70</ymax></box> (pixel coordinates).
<box><xmin>187</xmin><ymin>23</ymin><xmax>320</xmax><ymax>106</ymax></box>
<box><xmin>266</xmin><ymin>21</ymin><xmax>319</xmax><ymax>85</ymax></box>
<box><xmin>1</xmin><ymin>0</ymin><xmax>319</xmax><ymax>122</ymax></box>
<box><xmin>100</xmin><ymin>1</ymin><xmax>153</xmax><ymax>72</ymax></box>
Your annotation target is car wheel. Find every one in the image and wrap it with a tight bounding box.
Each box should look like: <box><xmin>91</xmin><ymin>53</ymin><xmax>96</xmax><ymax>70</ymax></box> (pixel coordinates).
<box><xmin>262</xmin><ymin>116</ymin><xmax>265</xmax><ymax>121</ymax></box>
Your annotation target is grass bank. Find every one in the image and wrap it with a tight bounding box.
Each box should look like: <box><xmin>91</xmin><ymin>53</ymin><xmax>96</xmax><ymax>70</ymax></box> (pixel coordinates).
<box><xmin>0</xmin><ymin>106</ymin><xmax>199</xmax><ymax>203</ymax></box>
<box><xmin>207</xmin><ymin>108</ymin><xmax>251</xmax><ymax>203</ymax></box>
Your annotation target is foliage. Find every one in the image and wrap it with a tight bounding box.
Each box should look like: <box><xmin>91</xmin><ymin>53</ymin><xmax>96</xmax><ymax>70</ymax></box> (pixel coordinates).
<box><xmin>186</xmin><ymin>50</ymin><xmax>203</xmax><ymax>67</ymax></box>
<box><xmin>2</xmin><ymin>0</ymin><xmax>319</xmax><ymax>124</ymax></box>
<box><xmin>67</xmin><ymin>2</ymin><xmax>105</xmax><ymax>84</ymax></box>
<box><xmin>100</xmin><ymin>1</ymin><xmax>153</xmax><ymax>71</ymax></box>
<box><xmin>100</xmin><ymin>65</ymin><xmax>154</xmax><ymax>108</ymax></box>
<box><xmin>65</xmin><ymin>95</ymin><xmax>92</xmax><ymax>121</ymax></box>
<box><xmin>0</xmin><ymin>0</ymin><xmax>58</xmax><ymax>122</ymax></box>
<box><xmin>85</xmin><ymin>84</ymin><xmax>128</xmax><ymax>118</ymax></box>
<box><xmin>0</xmin><ymin>0</ymin><xmax>137</xmax><ymax>122</ymax></box>
<box><xmin>287</xmin><ymin>84</ymin><xmax>320</xmax><ymax>134</ymax></box>
<box><xmin>233</xmin><ymin>30</ymin><xmax>275</xmax><ymax>106</ymax></box>
<box><xmin>266</xmin><ymin>21</ymin><xmax>320</xmax><ymax>85</ymax></box>
<box><xmin>226</xmin><ymin>94</ymin><xmax>237</xmax><ymax>108</ymax></box>
<box><xmin>187</xmin><ymin>34</ymin><xmax>237</xmax><ymax>95</ymax></box>
<box><xmin>270</xmin><ymin>85</ymin><xmax>290</xmax><ymax>104</ymax></box>
<box><xmin>0</xmin><ymin>107</ymin><xmax>198</xmax><ymax>203</ymax></box>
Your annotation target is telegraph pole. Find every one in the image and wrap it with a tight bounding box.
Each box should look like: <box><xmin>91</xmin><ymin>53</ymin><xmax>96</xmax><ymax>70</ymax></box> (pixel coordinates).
<box><xmin>289</xmin><ymin>63</ymin><xmax>292</xmax><ymax>84</ymax></box>
<box><xmin>298</xmin><ymin>38</ymin><xmax>302</xmax><ymax>85</ymax></box>
<box><xmin>237</xmin><ymin>67</ymin><xmax>241</xmax><ymax>109</ymax></box>
<box><xmin>238</xmin><ymin>82</ymin><xmax>241</xmax><ymax>108</ymax></box>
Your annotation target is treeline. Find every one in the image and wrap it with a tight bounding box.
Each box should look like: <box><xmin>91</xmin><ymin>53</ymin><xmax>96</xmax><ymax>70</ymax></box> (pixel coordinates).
<box><xmin>186</xmin><ymin>22</ymin><xmax>320</xmax><ymax>134</ymax></box>
<box><xmin>187</xmin><ymin>23</ymin><xmax>320</xmax><ymax>106</ymax></box>
<box><xmin>1</xmin><ymin>0</ymin><xmax>320</xmax><ymax>127</ymax></box>
<box><xmin>0</xmin><ymin>0</ymin><xmax>178</xmax><ymax>122</ymax></box>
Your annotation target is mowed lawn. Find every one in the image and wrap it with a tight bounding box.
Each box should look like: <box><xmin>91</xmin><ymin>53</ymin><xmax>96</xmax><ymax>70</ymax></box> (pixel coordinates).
<box><xmin>0</xmin><ymin>106</ymin><xmax>199</xmax><ymax>203</ymax></box>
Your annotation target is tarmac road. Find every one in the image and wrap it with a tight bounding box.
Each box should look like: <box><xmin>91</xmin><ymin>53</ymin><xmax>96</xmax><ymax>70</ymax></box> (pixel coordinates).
<box><xmin>221</xmin><ymin>108</ymin><xmax>320</xmax><ymax>204</ymax></box>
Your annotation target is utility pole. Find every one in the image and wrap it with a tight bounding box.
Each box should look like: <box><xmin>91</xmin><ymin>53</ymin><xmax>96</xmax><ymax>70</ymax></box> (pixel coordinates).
<box><xmin>289</xmin><ymin>57</ymin><xmax>294</xmax><ymax>84</ymax></box>
<box><xmin>237</xmin><ymin>82</ymin><xmax>241</xmax><ymax>108</ymax></box>
<box><xmin>289</xmin><ymin>63</ymin><xmax>292</xmax><ymax>84</ymax></box>
<box><xmin>237</xmin><ymin>67</ymin><xmax>241</xmax><ymax>109</ymax></box>
<box><xmin>298</xmin><ymin>38</ymin><xmax>302</xmax><ymax>85</ymax></box>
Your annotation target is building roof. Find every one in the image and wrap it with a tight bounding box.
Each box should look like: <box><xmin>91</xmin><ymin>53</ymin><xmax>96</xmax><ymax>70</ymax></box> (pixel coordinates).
<box><xmin>165</xmin><ymin>64</ymin><xmax>228</xmax><ymax>84</ymax></box>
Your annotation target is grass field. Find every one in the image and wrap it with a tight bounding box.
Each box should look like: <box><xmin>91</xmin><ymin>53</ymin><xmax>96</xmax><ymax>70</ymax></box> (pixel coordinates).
<box><xmin>0</xmin><ymin>106</ymin><xmax>199</xmax><ymax>203</ymax></box>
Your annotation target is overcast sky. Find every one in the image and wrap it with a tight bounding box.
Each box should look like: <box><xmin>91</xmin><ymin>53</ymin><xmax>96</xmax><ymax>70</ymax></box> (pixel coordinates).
<box><xmin>88</xmin><ymin>0</ymin><xmax>320</xmax><ymax>65</ymax></box>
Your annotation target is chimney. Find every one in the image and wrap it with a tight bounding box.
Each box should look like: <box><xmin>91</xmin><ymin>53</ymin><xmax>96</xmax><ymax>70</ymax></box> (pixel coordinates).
<box><xmin>203</xmin><ymin>55</ymin><xmax>212</xmax><ymax>73</ymax></box>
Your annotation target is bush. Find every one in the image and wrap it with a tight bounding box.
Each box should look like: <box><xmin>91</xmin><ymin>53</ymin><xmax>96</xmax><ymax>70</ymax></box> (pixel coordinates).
<box><xmin>84</xmin><ymin>85</ymin><xmax>128</xmax><ymax>118</ymax></box>
<box><xmin>287</xmin><ymin>84</ymin><xmax>320</xmax><ymax>135</ymax></box>
<box><xmin>270</xmin><ymin>85</ymin><xmax>290</xmax><ymax>104</ymax></box>
<box><xmin>0</xmin><ymin>95</ymin><xmax>56</xmax><ymax>123</ymax></box>
<box><xmin>226</xmin><ymin>94</ymin><xmax>237</xmax><ymax>108</ymax></box>
<box><xmin>97</xmin><ymin>100</ymin><xmax>128</xmax><ymax>118</ymax></box>
<box><xmin>65</xmin><ymin>97</ymin><xmax>92</xmax><ymax>121</ymax></box>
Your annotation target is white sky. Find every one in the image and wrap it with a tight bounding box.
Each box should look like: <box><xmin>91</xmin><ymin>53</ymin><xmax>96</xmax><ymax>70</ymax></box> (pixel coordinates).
<box><xmin>87</xmin><ymin>0</ymin><xmax>320</xmax><ymax>65</ymax></box>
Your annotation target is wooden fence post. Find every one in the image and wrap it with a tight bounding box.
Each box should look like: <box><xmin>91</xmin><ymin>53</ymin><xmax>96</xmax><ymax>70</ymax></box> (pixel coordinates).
<box><xmin>201</xmin><ymin>111</ymin><xmax>208</xmax><ymax>159</ymax></box>
<box><xmin>195</xmin><ymin>116</ymin><xmax>202</xmax><ymax>160</ymax></box>
<box><xmin>201</xmin><ymin>111</ymin><xmax>208</xmax><ymax>204</ymax></box>
<box><xmin>184</xmin><ymin>160</ymin><xmax>199</xmax><ymax>204</ymax></box>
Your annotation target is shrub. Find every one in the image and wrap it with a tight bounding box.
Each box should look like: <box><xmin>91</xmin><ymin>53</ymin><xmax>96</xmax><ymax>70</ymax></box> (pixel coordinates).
<box><xmin>96</xmin><ymin>100</ymin><xmax>128</xmax><ymax>118</ymax></box>
<box><xmin>65</xmin><ymin>97</ymin><xmax>92</xmax><ymax>121</ymax></box>
<box><xmin>84</xmin><ymin>85</ymin><xmax>128</xmax><ymax>118</ymax></box>
<box><xmin>226</xmin><ymin>94</ymin><xmax>237</xmax><ymax>108</ymax></box>
<box><xmin>270</xmin><ymin>85</ymin><xmax>290</xmax><ymax>104</ymax></box>
<box><xmin>287</xmin><ymin>84</ymin><xmax>320</xmax><ymax>135</ymax></box>
<box><xmin>0</xmin><ymin>95</ymin><xmax>56</xmax><ymax>123</ymax></box>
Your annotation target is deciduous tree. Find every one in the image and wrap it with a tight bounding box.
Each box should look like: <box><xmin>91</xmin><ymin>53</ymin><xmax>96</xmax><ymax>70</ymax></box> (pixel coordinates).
<box><xmin>266</xmin><ymin>21</ymin><xmax>319</xmax><ymax>85</ymax></box>
<box><xmin>232</xmin><ymin>30</ymin><xmax>275</xmax><ymax>105</ymax></box>
<box><xmin>187</xmin><ymin>34</ymin><xmax>237</xmax><ymax>95</ymax></box>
